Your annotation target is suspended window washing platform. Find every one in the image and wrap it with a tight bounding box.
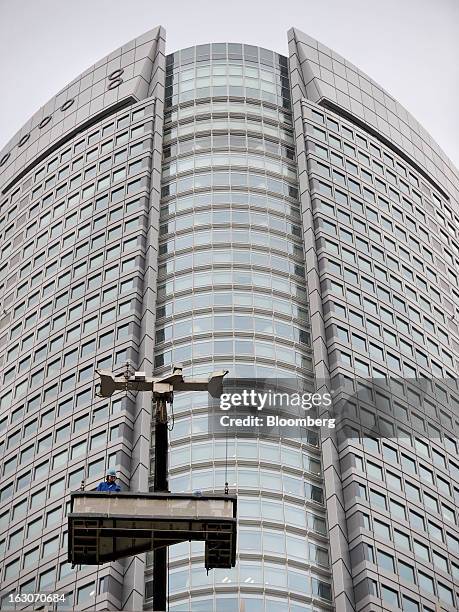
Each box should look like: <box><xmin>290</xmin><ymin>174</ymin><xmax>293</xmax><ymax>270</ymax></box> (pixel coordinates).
<box><xmin>68</xmin><ymin>491</ymin><xmax>237</xmax><ymax>570</ymax></box>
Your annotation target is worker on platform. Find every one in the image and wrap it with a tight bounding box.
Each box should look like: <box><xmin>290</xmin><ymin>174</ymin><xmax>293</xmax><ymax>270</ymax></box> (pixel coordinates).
<box><xmin>96</xmin><ymin>468</ymin><xmax>121</xmax><ymax>492</ymax></box>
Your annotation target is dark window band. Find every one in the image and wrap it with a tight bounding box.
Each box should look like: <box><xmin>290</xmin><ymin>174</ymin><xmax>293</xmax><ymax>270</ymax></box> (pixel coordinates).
<box><xmin>2</xmin><ymin>96</ymin><xmax>138</xmax><ymax>196</ymax></box>
<box><xmin>318</xmin><ymin>99</ymin><xmax>449</xmax><ymax>201</ymax></box>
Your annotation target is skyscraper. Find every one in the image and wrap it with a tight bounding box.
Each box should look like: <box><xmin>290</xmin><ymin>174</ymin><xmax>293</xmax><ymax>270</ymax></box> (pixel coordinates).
<box><xmin>0</xmin><ymin>25</ymin><xmax>458</xmax><ymax>612</ymax></box>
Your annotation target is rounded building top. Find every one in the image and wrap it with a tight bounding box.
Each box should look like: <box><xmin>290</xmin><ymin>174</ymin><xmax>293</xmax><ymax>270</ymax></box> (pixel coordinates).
<box><xmin>164</xmin><ymin>42</ymin><xmax>290</xmax><ymax>110</ymax></box>
<box><xmin>0</xmin><ymin>26</ymin><xmax>165</xmax><ymax>193</ymax></box>
<box><xmin>166</xmin><ymin>42</ymin><xmax>287</xmax><ymax>66</ymax></box>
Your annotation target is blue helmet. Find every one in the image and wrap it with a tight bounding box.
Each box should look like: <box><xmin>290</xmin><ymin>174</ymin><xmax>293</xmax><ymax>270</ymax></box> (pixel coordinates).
<box><xmin>107</xmin><ymin>468</ymin><xmax>117</xmax><ymax>477</ymax></box>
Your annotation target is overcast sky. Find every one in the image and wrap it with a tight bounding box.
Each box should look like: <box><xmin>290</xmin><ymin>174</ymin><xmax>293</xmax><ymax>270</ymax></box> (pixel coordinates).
<box><xmin>0</xmin><ymin>0</ymin><xmax>458</xmax><ymax>167</ymax></box>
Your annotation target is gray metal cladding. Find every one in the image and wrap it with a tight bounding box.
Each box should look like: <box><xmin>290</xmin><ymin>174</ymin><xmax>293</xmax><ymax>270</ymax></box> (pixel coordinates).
<box><xmin>0</xmin><ymin>26</ymin><xmax>165</xmax><ymax>611</ymax></box>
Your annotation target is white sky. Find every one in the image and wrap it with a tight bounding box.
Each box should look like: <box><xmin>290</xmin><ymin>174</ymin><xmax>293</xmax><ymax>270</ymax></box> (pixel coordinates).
<box><xmin>0</xmin><ymin>0</ymin><xmax>458</xmax><ymax>167</ymax></box>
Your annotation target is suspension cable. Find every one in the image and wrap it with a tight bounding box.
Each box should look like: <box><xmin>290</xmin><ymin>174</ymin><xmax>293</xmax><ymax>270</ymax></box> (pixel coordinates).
<box><xmin>224</xmin><ymin>408</ymin><xmax>229</xmax><ymax>495</ymax></box>
<box><xmin>167</xmin><ymin>546</ymin><xmax>170</xmax><ymax>611</ymax></box>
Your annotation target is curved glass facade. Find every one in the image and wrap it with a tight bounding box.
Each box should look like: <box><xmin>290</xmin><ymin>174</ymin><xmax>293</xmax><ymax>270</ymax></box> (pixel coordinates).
<box><xmin>145</xmin><ymin>44</ymin><xmax>332</xmax><ymax>612</ymax></box>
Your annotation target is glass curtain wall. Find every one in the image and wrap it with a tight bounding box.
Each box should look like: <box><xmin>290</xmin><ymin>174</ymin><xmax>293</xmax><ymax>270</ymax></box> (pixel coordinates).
<box><xmin>144</xmin><ymin>44</ymin><xmax>333</xmax><ymax>612</ymax></box>
<box><xmin>303</xmin><ymin>100</ymin><xmax>459</xmax><ymax>611</ymax></box>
